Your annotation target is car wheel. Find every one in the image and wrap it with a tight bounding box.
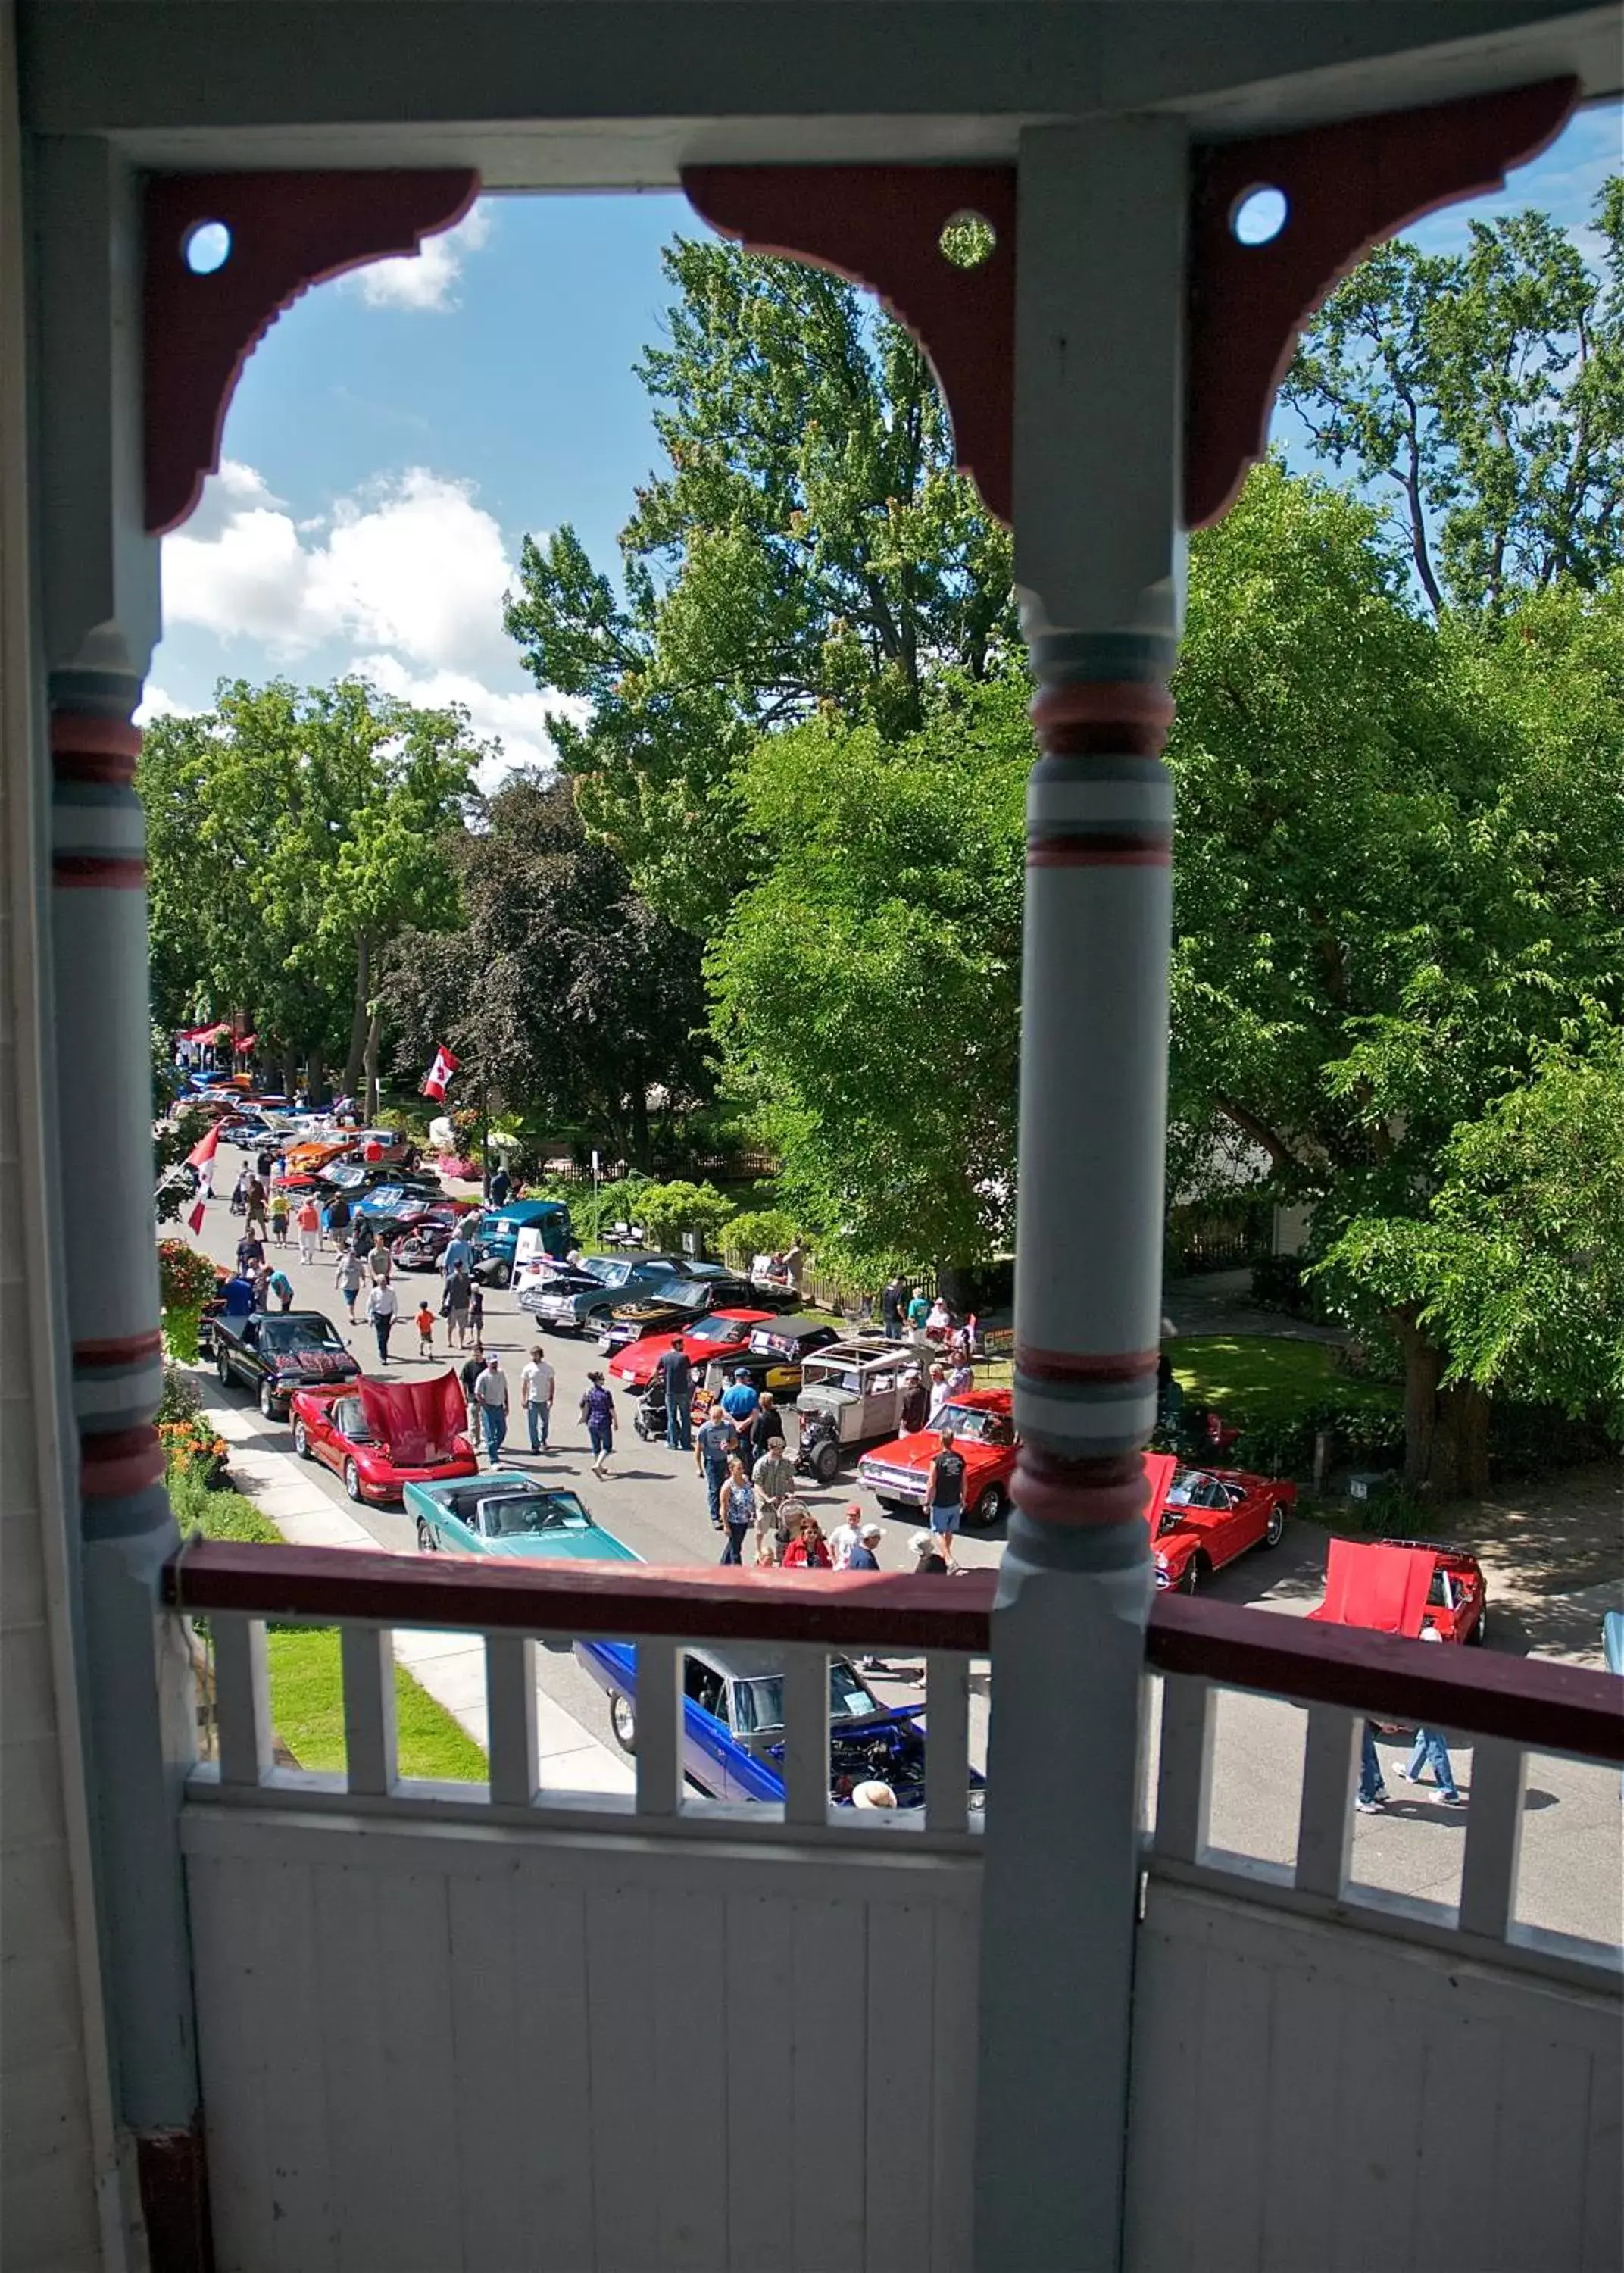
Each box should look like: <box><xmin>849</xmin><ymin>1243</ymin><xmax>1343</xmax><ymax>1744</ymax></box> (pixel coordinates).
<box><xmin>1179</xmin><ymin>1555</ymin><xmax>1208</xmax><ymax>1596</ymax></box>
<box><xmin>492</xmin><ymin>1262</ymin><xmax>512</xmax><ymax>1290</ymax></box>
<box><xmin>293</xmin><ymin>1419</ymin><xmax>311</xmax><ymax>1459</ymax></box>
<box><xmin>217</xmin><ymin>1349</ymin><xmax>232</xmax><ymax>1387</ymax></box>
<box><xmin>969</xmin><ymin>1483</ymin><xmax>1004</xmax><ymax>1530</ymax></box>
<box><xmin>811</xmin><ymin>1440</ymin><xmax>840</xmax><ymax>1485</ymax></box>
<box><xmin>608</xmin><ymin>1692</ymin><xmax>637</xmax><ymax>1753</ymax></box>
<box><xmin>415</xmin><ymin>1518</ymin><xmax>436</xmax><ymax>1554</ymax></box>
<box><xmin>258</xmin><ymin>1379</ymin><xmax>278</xmax><ymax>1420</ymax></box>
<box><xmin>1262</xmin><ymin>1499</ymin><xmax>1287</xmax><ymax>1549</ymax></box>
<box><xmin>343</xmin><ymin>1460</ymin><xmax>363</xmax><ymax>1503</ymax></box>
<box><xmin>1466</xmin><ymin>1605</ymin><xmax>1487</xmax><ymax>1646</ymax></box>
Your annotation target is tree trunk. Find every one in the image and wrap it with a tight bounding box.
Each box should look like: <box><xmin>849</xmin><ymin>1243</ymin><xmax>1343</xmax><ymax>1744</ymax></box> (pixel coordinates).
<box><xmin>344</xmin><ymin>933</ymin><xmax>370</xmax><ymax>1099</ymax></box>
<box><xmin>1395</xmin><ymin>1313</ymin><xmax>1492</xmax><ymax>1497</ymax></box>
<box><xmin>281</xmin><ymin>1046</ymin><xmax>299</xmax><ymax>1099</ymax></box>
<box><xmin>629</xmin><ymin>1082</ymin><xmax>651</xmax><ymax>1174</ymax></box>
<box><xmin>363</xmin><ymin>1008</ymin><xmax>382</xmax><ymax>1124</ymax></box>
<box><xmin>304</xmin><ymin>1052</ymin><xmax>325</xmax><ymax>1107</ymax></box>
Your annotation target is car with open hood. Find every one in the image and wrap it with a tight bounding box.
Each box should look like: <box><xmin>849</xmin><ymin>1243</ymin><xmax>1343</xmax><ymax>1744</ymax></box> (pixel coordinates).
<box><xmin>1309</xmin><ymin>1536</ymin><xmax>1487</xmax><ymax>1645</ymax></box>
<box><xmin>594</xmin><ymin>1269</ymin><xmax>762</xmax><ymax>1355</ymax></box>
<box><xmin>289</xmin><ymin>1370</ymin><xmax>478</xmax><ymax>1503</ymax></box>
<box><xmin>576</xmin><ymin>1637</ymin><xmax>986</xmax><ymax>1812</ymax></box>
<box><xmin>212</xmin><ymin>1308</ymin><xmax>361</xmax><ymax>1420</ymax></box>
<box><xmin>857</xmin><ymin>1386</ymin><xmax>1020</xmax><ymax>1528</ymax></box>
<box><xmin>404</xmin><ymin>1474</ymin><xmax>639</xmax><ymax>1564</ymax></box>
<box><xmin>523</xmin><ymin>1252</ymin><xmax>683</xmax><ymax>1333</ymax></box>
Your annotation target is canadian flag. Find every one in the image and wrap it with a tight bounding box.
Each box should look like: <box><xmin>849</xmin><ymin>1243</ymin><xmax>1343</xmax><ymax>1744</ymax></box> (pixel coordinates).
<box><xmin>186</xmin><ymin>1124</ymin><xmax>220</xmax><ymax>1170</ymax></box>
<box><xmin>420</xmin><ymin>1043</ymin><xmax>460</xmax><ymax>1102</ymax></box>
<box><xmin>187</xmin><ymin>1197</ymin><xmax>207</xmax><ymax>1235</ymax></box>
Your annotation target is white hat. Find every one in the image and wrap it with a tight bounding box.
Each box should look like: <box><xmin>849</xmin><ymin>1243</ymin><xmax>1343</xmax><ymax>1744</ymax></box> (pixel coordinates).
<box><xmin>910</xmin><ymin>1532</ymin><xmax>935</xmax><ymax>1558</ymax></box>
<box><xmin>851</xmin><ymin>1781</ymin><xmax>898</xmax><ymax>1809</ymax></box>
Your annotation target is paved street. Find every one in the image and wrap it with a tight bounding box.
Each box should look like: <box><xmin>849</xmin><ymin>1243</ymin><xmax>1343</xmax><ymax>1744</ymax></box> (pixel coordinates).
<box><xmin>189</xmin><ymin>1158</ymin><xmax>1622</xmax><ymax>1949</ymax></box>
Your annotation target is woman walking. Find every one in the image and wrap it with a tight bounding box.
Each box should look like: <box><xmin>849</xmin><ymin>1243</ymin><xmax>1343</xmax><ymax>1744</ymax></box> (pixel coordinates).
<box><xmin>579</xmin><ymin>1371</ymin><xmax>617</xmax><ymax>1479</ymax></box>
<box><xmin>717</xmin><ymin>1454</ymin><xmax>757</xmax><ymax>1565</ymax></box>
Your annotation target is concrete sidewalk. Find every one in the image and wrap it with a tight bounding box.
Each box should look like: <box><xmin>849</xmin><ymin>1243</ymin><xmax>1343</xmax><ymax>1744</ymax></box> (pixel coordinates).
<box><xmin>201</xmin><ymin>1381</ymin><xmax>634</xmax><ymax>1796</ymax></box>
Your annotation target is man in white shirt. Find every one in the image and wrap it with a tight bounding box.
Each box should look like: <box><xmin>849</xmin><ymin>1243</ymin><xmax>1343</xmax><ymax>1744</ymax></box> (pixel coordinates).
<box><xmin>520</xmin><ymin>1344</ymin><xmax>555</xmax><ymax>1454</ymax></box>
<box><xmin>827</xmin><ymin>1504</ymin><xmax>866</xmax><ymax>1571</ymax></box>
<box><xmin>365</xmin><ymin>1276</ymin><xmax>398</xmax><ymax>1364</ymax></box>
<box><xmin>475</xmin><ymin>1353</ymin><xmax>510</xmax><ymax>1464</ymax></box>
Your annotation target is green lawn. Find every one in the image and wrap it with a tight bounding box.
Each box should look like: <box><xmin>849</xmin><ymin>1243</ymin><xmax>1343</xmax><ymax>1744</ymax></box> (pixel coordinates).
<box><xmin>1168</xmin><ymin>1334</ymin><xmax>1385</xmax><ymax>1420</ymax></box>
<box><xmin>264</xmin><ymin>1627</ymin><xmax>489</xmax><ymax>1782</ymax></box>
<box><xmin>174</xmin><ymin>1465</ymin><xmax>489</xmax><ymax>1782</ymax></box>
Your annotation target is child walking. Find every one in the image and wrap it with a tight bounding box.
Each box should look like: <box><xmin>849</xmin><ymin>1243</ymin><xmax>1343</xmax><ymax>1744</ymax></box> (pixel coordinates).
<box><xmin>414</xmin><ymin>1300</ymin><xmax>436</xmax><ymax>1359</ymax></box>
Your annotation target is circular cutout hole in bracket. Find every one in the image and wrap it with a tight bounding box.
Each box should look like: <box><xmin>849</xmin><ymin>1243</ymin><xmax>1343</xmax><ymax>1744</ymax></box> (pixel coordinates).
<box><xmin>183</xmin><ymin>220</ymin><xmax>233</xmax><ymax>276</ymax></box>
<box><xmin>939</xmin><ymin>210</ymin><xmax>997</xmax><ymax>270</ymax></box>
<box><xmin>1230</xmin><ymin>187</ymin><xmax>1288</xmax><ymax>248</ymax></box>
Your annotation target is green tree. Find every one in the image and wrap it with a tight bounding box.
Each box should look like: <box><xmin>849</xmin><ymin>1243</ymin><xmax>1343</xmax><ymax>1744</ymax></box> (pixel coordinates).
<box><xmin>1167</xmin><ymin>463</ymin><xmax>1623</xmax><ymax>1490</ymax></box>
<box><xmin>707</xmin><ymin>674</ymin><xmax>1028</xmax><ymax>1276</ymax></box>
<box><xmin>1282</xmin><ymin>176</ymin><xmax>1624</xmax><ymax>614</ymax></box>
<box><xmin>140</xmin><ymin>680</ymin><xmax>481</xmax><ymax>1093</ymax></box>
<box><xmin>504</xmin><ymin>236</ymin><xmax>1017</xmax><ymax>930</ymax></box>
<box><xmin>380</xmin><ymin>775</ymin><xmax>711</xmax><ymax>1168</ymax></box>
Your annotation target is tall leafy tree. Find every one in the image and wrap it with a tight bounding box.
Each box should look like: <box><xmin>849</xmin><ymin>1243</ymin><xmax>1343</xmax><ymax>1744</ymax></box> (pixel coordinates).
<box><xmin>706</xmin><ymin>677</ymin><xmax>1027</xmax><ymax>1274</ymax></box>
<box><xmin>504</xmin><ymin>236</ymin><xmax>1017</xmax><ymax>929</ymax></box>
<box><xmin>380</xmin><ymin>775</ymin><xmax>710</xmax><ymax>1167</ymax></box>
<box><xmin>1282</xmin><ymin>175</ymin><xmax>1624</xmax><ymax>614</ymax></box>
<box><xmin>140</xmin><ymin>678</ymin><xmax>481</xmax><ymax>1094</ymax></box>
<box><xmin>1166</xmin><ymin>464</ymin><xmax>1623</xmax><ymax>1490</ymax></box>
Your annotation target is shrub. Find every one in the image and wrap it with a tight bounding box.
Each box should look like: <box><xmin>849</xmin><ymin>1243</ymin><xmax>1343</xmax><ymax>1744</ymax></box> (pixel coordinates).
<box><xmin>158</xmin><ymin>1237</ymin><xmax>221</xmax><ymax>1362</ymax></box>
<box><xmin>635</xmin><ymin>1180</ymin><xmax>737</xmax><ymax>1255</ymax></box>
<box><xmin>723</xmin><ymin>1207</ymin><xmax>798</xmax><ymax>1263</ymax></box>
<box><xmin>157</xmin><ymin>1362</ymin><xmax>202</xmax><ymax>1424</ymax></box>
<box><xmin>1249</xmin><ymin>1254</ymin><xmax>1311</xmax><ymax>1315</ymax></box>
<box><xmin>1229</xmin><ymin>1394</ymin><xmax>1404</xmax><ymax>1480</ymax></box>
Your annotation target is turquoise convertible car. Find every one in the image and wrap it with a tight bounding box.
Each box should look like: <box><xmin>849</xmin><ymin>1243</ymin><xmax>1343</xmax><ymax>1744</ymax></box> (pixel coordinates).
<box><xmin>403</xmin><ymin>1471</ymin><xmax>639</xmax><ymax>1562</ymax></box>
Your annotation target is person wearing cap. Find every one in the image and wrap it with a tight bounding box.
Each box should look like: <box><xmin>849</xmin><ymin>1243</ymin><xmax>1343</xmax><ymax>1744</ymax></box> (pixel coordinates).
<box><xmin>851</xmin><ymin>1781</ymin><xmax>897</xmax><ymax>1809</ymax></box>
<box><xmin>848</xmin><ymin>1523</ymin><xmax>883</xmax><ymax>1573</ymax></box>
<box><xmin>828</xmin><ymin>1503</ymin><xmax>865</xmax><ymax>1571</ymax></box>
<box><xmin>751</xmin><ymin>1434</ymin><xmax>795</xmax><ymax>1565</ymax></box>
<box><xmin>922</xmin><ymin>1425</ymin><xmax>966</xmax><ymax>1571</ymax></box>
<box><xmin>720</xmin><ymin>1367</ymin><xmax>761</xmax><ymax>1459</ymax></box>
<box><xmin>910</xmin><ymin>1530</ymin><xmax>948</xmax><ymax>1576</ymax></box>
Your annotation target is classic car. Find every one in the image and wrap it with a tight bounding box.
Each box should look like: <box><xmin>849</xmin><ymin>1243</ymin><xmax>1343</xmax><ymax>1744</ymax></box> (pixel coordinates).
<box><xmin>577</xmin><ymin>1637</ymin><xmax>986</xmax><ymax>1812</ymax></box>
<box><xmin>284</xmin><ymin>1135</ymin><xmax>359</xmax><ymax>1176</ymax></box>
<box><xmin>594</xmin><ymin>1270</ymin><xmax>761</xmax><ymax>1355</ymax></box>
<box><xmin>289</xmin><ymin>1371</ymin><xmax>478</xmax><ymax>1503</ymax></box>
<box><xmin>213</xmin><ymin>1308</ymin><xmax>361</xmax><ymax>1419</ymax></box>
<box><xmin>390</xmin><ymin>1205</ymin><xmax>472</xmax><ymax>1271</ymax></box>
<box><xmin>1309</xmin><ymin>1536</ymin><xmax>1488</xmax><ymax>1646</ymax></box>
<box><xmin>698</xmin><ymin>1315</ymin><xmax>845</xmax><ymax>1407</ymax></box>
<box><xmin>217</xmin><ymin>1112</ymin><xmax>280</xmax><ymax>1148</ymax></box>
<box><xmin>607</xmin><ymin>1307</ymin><xmax>776</xmax><ymax>1390</ymax></box>
<box><xmin>345</xmin><ymin>1127</ymin><xmax>412</xmax><ymax>1165</ymax></box>
<box><xmin>319</xmin><ymin>1158</ymin><xmax>403</xmax><ymax>1194</ymax></box>
<box><xmin>404</xmin><ymin>1473</ymin><xmax>639</xmax><ymax>1563</ymax></box>
<box><xmin>857</xmin><ymin>1387</ymin><xmax>1020</xmax><ymax>1528</ymax></box>
<box><xmin>1151</xmin><ymin>1458</ymin><xmax>1292</xmax><ymax>1592</ymax></box>
<box><xmin>470</xmin><ymin>1199</ymin><xmax>574</xmax><ymax>1286</ymax></box>
<box><xmin>524</xmin><ymin>1252</ymin><xmax>683</xmax><ymax>1333</ymax></box>
<box><xmin>792</xmin><ymin>1336</ymin><xmax>919</xmax><ymax>1484</ymax></box>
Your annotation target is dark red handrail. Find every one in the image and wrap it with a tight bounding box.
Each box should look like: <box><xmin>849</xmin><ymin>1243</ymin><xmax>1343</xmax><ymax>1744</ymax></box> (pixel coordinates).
<box><xmin>163</xmin><ymin>1540</ymin><xmax>1624</xmax><ymax>1764</ymax></box>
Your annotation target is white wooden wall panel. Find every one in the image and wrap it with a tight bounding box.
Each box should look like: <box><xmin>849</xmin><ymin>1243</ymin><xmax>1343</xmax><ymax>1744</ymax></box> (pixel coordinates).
<box><xmin>184</xmin><ymin>1809</ymin><xmax>981</xmax><ymax>2273</ymax></box>
<box><xmin>1126</xmin><ymin>1879</ymin><xmax>1622</xmax><ymax>2273</ymax></box>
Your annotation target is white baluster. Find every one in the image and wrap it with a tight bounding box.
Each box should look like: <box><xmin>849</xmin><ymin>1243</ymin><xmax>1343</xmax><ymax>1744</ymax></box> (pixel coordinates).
<box><xmin>1296</xmin><ymin>1703</ymin><xmax>1357</xmax><ymax>1896</ymax></box>
<box><xmin>1458</xmin><ymin>1736</ymin><xmax>1526</xmax><ymax>1941</ymax></box>
<box><xmin>925</xmin><ymin>1651</ymin><xmax>971</xmax><ymax>1834</ymax></box>
<box><xmin>213</xmin><ymin>1612</ymin><xmax>271</xmax><ymax>1787</ymax></box>
<box><xmin>782</xmin><ymin>1644</ymin><xmax>829</xmax><ymax>1826</ymax></box>
<box><xmin>485</xmin><ymin>1632</ymin><xmax>539</xmax><ymax>1806</ymax></box>
<box><xmin>634</xmin><ymin>1637</ymin><xmax>681</xmax><ymax>1818</ymax></box>
<box><xmin>341</xmin><ymin>1624</ymin><xmax>398</xmax><ymax>1796</ymax></box>
<box><xmin>1154</xmin><ymin>1674</ymin><xmax>1214</xmax><ymax>1865</ymax></box>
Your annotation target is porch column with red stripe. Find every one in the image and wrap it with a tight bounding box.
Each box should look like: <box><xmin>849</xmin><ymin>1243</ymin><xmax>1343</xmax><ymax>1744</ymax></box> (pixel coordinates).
<box><xmin>976</xmin><ymin>117</ymin><xmax>1187</xmax><ymax>2273</ymax></box>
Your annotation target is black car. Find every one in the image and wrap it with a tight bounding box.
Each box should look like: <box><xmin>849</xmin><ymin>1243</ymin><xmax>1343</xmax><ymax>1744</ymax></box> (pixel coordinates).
<box><xmin>213</xmin><ymin>1308</ymin><xmax>360</xmax><ymax>1420</ymax></box>
<box><xmin>595</xmin><ymin>1271</ymin><xmax>763</xmax><ymax>1355</ymax></box>
<box><xmin>701</xmin><ymin>1315</ymin><xmax>843</xmax><ymax>1399</ymax></box>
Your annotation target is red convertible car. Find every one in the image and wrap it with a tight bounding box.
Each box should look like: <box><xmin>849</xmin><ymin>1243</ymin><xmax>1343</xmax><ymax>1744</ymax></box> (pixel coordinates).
<box><xmin>1310</xmin><ymin>1536</ymin><xmax>1488</xmax><ymax>1646</ymax></box>
<box><xmin>608</xmin><ymin>1307</ymin><xmax>776</xmax><ymax>1390</ymax></box>
<box><xmin>1151</xmin><ymin>1458</ymin><xmax>1293</xmax><ymax>1591</ymax></box>
<box><xmin>289</xmin><ymin>1370</ymin><xmax>478</xmax><ymax>1505</ymax></box>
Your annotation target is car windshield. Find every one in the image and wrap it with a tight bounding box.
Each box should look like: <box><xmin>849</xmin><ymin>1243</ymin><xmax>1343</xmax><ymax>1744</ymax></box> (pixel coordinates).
<box><xmin>479</xmin><ymin>1490</ymin><xmax>593</xmax><ymax>1539</ymax></box>
<box><xmin>333</xmin><ymin>1398</ymin><xmax>376</xmax><ymax>1443</ymax></box>
<box><xmin>656</xmin><ymin>1282</ymin><xmax>708</xmax><ymax>1307</ymax></box>
<box><xmin>935</xmin><ymin>1403</ymin><xmax>1012</xmax><ymax>1444</ymax></box>
<box><xmin>1165</xmin><ymin>1469</ymin><xmax>1231</xmax><ymax>1512</ymax></box>
<box><xmin>732</xmin><ymin>1661</ymin><xmax>881</xmax><ymax>1735</ymax></box>
<box><xmin>687</xmin><ymin>1316</ymin><xmax>750</xmax><ymax>1348</ymax></box>
<box><xmin>587</xmin><ymin>1261</ymin><xmax>635</xmax><ymax>1288</ymax></box>
<box><xmin>260</xmin><ymin>1317</ymin><xmax>345</xmax><ymax>1355</ymax></box>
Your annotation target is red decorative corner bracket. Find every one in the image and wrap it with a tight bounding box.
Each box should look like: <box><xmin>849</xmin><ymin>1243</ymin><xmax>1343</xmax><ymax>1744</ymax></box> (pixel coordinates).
<box><xmin>145</xmin><ymin>170</ymin><xmax>479</xmax><ymax>534</ymax></box>
<box><xmin>1185</xmin><ymin>78</ymin><xmax>1576</xmax><ymax>528</ymax></box>
<box><xmin>682</xmin><ymin>165</ymin><xmax>1016</xmax><ymax>524</ymax></box>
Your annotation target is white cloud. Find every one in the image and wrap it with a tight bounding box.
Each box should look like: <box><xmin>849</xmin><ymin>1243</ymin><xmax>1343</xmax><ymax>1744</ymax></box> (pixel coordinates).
<box><xmin>348</xmin><ymin>653</ymin><xmax>588</xmax><ymax>786</ymax></box>
<box><xmin>134</xmin><ymin>685</ymin><xmax>196</xmax><ymax>725</ymax></box>
<box><xmin>349</xmin><ymin>203</ymin><xmax>493</xmax><ymax>312</ymax></box>
<box><xmin>163</xmin><ymin>461</ymin><xmax>520</xmax><ymax>674</ymax></box>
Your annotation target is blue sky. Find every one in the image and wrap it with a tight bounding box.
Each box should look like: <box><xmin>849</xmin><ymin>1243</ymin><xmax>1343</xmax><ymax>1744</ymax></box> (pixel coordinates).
<box><xmin>147</xmin><ymin>102</ymin><xmax>1621</xmax><ymax>772</ymax></box>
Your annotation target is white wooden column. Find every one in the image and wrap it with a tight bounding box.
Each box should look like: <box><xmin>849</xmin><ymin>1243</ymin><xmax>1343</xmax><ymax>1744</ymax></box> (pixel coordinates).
<box><xmin>975</xmin><ymin>115</ymin><xmax>1188</xmax><ymax>2273</ymax></box>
